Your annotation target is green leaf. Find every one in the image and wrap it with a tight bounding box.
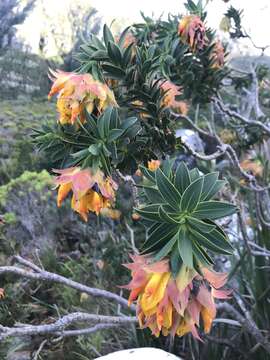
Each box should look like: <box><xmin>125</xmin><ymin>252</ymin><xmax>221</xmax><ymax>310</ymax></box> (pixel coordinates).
<box><xmin>139</xmin><ymin>165</ymin><xmax>155</xmax><ymax>183</ymax></box>
<box><xmin>103</xmin><ymin>24</ymin><xmax>114</xmax><ymax>46</ymax></box>
<box><xmin>153</xmin><ymin>232</ymin><xmax>179</xmax><ymax>262</ymax></box>
<box><xmin>109</xmin><ymin>107</ymin><xmax>119</xmax><ymax>129</ymax></box>
<box><xmin>170</xmin><ymin>245</ymin><xmax>183</xmax><ymax>278</ymax></box>
<box><xmin>88</xmin><ymin>144</ymin><xmax>100</xmax><ymax>156</ymax></box>
<box><xmin>91</xmin><ymin>50</ymin><xmax>109</xmax><ymax>61</ymax></box>
<box><xmin>204</xmin><ymin>180</ymin><xmax>227</xmax><ymax>201</ymax></box>
<box><xmin>193</xmin><ymin>241</ymin><xmax>214</xmax><ymax>267</ymax></box>
<box><xmin>117</xmin><ymin>26</ymin><xmax>131</xmax><ymax>48</ymax></box>
<box><xmin>108</xmin><ymin>129</ymin><xmax>124</xmax><ymax>142</ymax></box>
<box><xmin>206</xmin><ymin>228</ymin><xmax>234</xmax><ymax>253</ymax></box>
<box><xmin>142</xmin><ymin>222</ymin><xmax>178</xmax><ymax>252</ymax></box>
<box><xmin>175</xmin><ymin>161</ymin><xmax>191</xmax><ymax>194</ymax></box>
<box><xmin>144</xmin><ymin>187</ymin><xmax>164</xmax><ymax>204</ymax></box>
<box><xmin>189</xmin><ymin>228</ymin><xmax>233</xmax><ymax>255</ymax></box>
<box><xmin>162</xmin><ymin>159</ymin><xmax>174</xmax><ymax>178</ymax></box>
<box><xmin>159</xmin><ymin>206</ymin><xmax>180</xmax><ymax>224</ymax></box>
<box><xmin>193</xmin><ymin>201</ymin><xmax>237</xmax><ymax>220</ymax></box>
<box><xmin>156</xmin><ymin>168</ymin><xmax>182</xmax><ymax>210</ymax></box>
<box><xmin>107</xmin><ymin>41</ymin><xmax>122</xmax><ymax>65</ymax></box>
<box><xmin>189</xmin><ymin>168</ymin><xmax>200</xmax><ymax>181</ymax></box>
<box><xmin>178</xmin><ymin>228</ymin><xmax>193</xmax><ymax>268</ymax></box>
<box><xmin>121</xmin><ymin>117</ymin><xmax>138</xmax><ymax>130</ymax></box>
<box><xmin>123</xmin><ymin>43</ymin><xmax>134</xmax><ymax>66</ymax></box>
<box><xmin>201</xmin><ymin>172</ymin><xmax>219</xmax><ymax>200</ymax></box>
<box><xmin>135</xmin><ymin>204</ymin><xmax>161</xmax><ymax>221</ymax></box>
<box><xmin>102</xmin><ymin>64</ymin><xmax>126</xmax><ymax>79</ymax></box>
<box><xmin>180</xmin><ymin>177</ymin><xmax>204</xmax><ymax>213</ymax></box>
<box><xmin>187</xmin><ymin>217</ymin><xmax>216</xmax><ymax>233</ymax></box>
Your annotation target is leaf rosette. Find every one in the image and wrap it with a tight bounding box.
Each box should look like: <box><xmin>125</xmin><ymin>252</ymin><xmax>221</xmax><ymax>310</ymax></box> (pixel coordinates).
<box><xmin>136</xmin><ymin>161</ymin><xmax>237</xmax><ymax>276</ymax></box>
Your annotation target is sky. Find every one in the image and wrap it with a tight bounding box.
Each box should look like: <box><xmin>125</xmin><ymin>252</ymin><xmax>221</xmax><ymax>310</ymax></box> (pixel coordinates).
<box><xmin>18</xmin><ymin>0</ymin><xmax>270</xmax><ymax>56</ymax></box>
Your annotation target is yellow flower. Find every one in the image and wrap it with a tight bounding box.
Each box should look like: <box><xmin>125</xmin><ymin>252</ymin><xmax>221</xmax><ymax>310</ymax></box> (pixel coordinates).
<box><xmin>140</xmin><ymin>272</ymin><xmax>171</xmax><ymax>314</ymax></box>
<box><xmin>178</xmin><ymin>15</ymin><xmax>208</xmax><ymax>51</ymax></box>
<box><xmin>54</xmin><ymin>167</ymin><xmax>118</xmax><ymax>221</ymax></box>
<box><xmin>123</xmin><ymin>255</ymin><xmax>232</xmax><ymax>339</ymax></box>
<box><xmin>48</xmin><ymin>70</ymin><xmax>118</xmax><ymax>125</ymax></box>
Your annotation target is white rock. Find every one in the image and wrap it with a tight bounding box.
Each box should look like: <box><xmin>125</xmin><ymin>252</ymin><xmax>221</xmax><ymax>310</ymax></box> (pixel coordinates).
<box><xmin>96</xmin><ymin>347</ymin><xmax>182</xmax><ymax>360</ymax></box>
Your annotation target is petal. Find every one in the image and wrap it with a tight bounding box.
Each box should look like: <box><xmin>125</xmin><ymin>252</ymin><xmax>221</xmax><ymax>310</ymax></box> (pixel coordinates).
<box><xmin>57</xmin><ymin>183</ymin><xmax>72</xmax><ymax>207</ymax></box>
<box><xmin>202</xmin><ymin>268</ymin><xmax>228</xmax><ymax>289</ymax></box>
<box><xmin>140</xmin><ymin>272</ymin><xmax>170</xmax><ymax>312</ymax></box>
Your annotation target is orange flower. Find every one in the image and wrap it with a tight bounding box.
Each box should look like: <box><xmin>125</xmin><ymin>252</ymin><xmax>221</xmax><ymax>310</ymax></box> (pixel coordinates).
<box><xmin>160</xmin><ymin>80</ymin><xmax>188</xmax><ymax>115</ymax></box>
<box><xmin>48</xmin><ymin>70</ymin><xmax>117</xmax><ymax>125</ymax></box>
<box><xmin>147</xmin><ymin>159</ymin><xmax>161</xmax><ymax>171</ymax></box>
<box><xmin>123</xmin><ymin>255</ymin><xmax>231</xmax><ymax>339</ymax></box>
<box><xmin>115</xmin><ymin>32</ymin><xmax>137</xmax><ymax>49</ymax></box>
<box><xmin>178</xmin><ymin>15</ymin><xmax>208</xmax><ymax>51</ymax></box>
<box><xmin>54</xmin><ymin>167</ymin><xmax>118</xmax><ymax>221</ymax></box>
<box><xmin>240</xmin><ymin>159</ymin><xmax>263</xmax><ymax>177</ymax></box>
<box><xmin>211</xmin><ymin>40</ymin><xmax>225</xmax><ymax>68</ymax></box>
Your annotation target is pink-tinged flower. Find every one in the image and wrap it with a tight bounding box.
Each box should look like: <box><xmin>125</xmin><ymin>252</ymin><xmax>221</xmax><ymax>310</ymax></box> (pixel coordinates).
<box><xmin>115</xmin><ymin>32</ymin><xmax>137</xmax><ymax>49</ymax></box>
<box><xmin>211</xmin><ymin>40</ymin><xmax>225</xmax><ymax>68</ymax></box>
<box><xmin>54</xmin><ymin>167</ymin><xmax>118</xmax><ymax>221</ymax></box>
<box><xmin>48</xmin><ymin>70</ymin><xmax>118</xmax><ymax>125</ymax></box>
<box><xmin>178</xmin><ymin>15</ymin><xmax>208</xmax><ymax>51</ymax></box>
<box><xmin>123</xmin><ymin>254</ymin><xmax>232</xmax><ymax>339</ymax></box>
<box><xmin>160</xmin><ymin>80</ymin><xmax>188</xmax><ymax>115</ymax></box>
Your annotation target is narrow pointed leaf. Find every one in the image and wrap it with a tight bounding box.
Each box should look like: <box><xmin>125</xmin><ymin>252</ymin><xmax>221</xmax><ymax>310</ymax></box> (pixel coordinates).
<box><xmin>153</xmin><ymin>232</ymin><xmax>179</xmax><ymax>262</ymax></box>
<box><xmin>189</xmin><ymin>228</ymin><xmax>233</xmax><ymax>255</ymax></box>
<box><xmin>180</xmin><ymin>177</ymin><xmax>204</xmax><ymax>212</ymax></box>
<box><xmin>156</xmin><ymin>168</ymin><xmax>182</xmax><ymax>210</ymax></box>
<box><xmin>178</xmin><ymin>228</ymin><xmax>193</xmax><ymax>268</ymax></box>
<box><xmin>189</xmin><ymin>168</ymin><xmax>200</xmax><ymax>181</ymax></box>
<box><xmin>159</xmin><ymin>205</ymin><xmax>180</xmax><ymax>224</ymax></box>
<box><xmin>187</xmin><ymin>217</ymin><xmax>216</xmax><ymax>233</ymax></box>
<box><xmin>193</xmin><ymin>241</ymin><xmax>214</xmax><ymax>266</ymax></box>
<box><xmin>193</xmin><ymin>201</ymin><xmax>237</xmax><ymax>220</ymax></box>
<box><xmin>204</xmin><ymin>180</ymin><xmax>227</xmax><ymax>201</ymax></box>
<box><xmin>200</xmin><ymin>172</ymin><xmax>219</xmax><ymax>200</ymax></box>
<box><xmin>170</xmin><ymin>245</ymin><xmax>183</xmax><ymax>278</ymax></box>
<box><xmin>175</xmin><ymin>161</ymin><xmax>191</xmax><ymax>194</ymax></box>
<box><xmin>144</xmin><ymin>187</ymin><xmax>165</xmax><ymax>204</ymax></box>
<box><xmin>135</xmin><ymin>204</ymin><xmax>161</xmax><ymax>221</ymax></box>
<box><xmin>142</xmin><ymin>222</ymin><xmax>178</xmax><ymax>252</ymax></box>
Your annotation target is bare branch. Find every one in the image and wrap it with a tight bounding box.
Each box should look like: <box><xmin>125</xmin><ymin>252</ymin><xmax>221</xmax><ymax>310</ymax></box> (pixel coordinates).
<box><xmin>0</xmin><ymin>312</ymin><xmax>137</xmax><ymax>340</ymax></box>
<box><xmin>214</xmin><ymin>98</ymin><xmax>270</xmax><ymax>136</ymax></box>
<box><xmin>0</xmin><ymin>257</ymin><xmax>135</xmax><ymax>312</ymax></box>
<box><xmin>217</xmin><ymin>302</ymin><xmax>270</xmax><ymax>354</ymax></box>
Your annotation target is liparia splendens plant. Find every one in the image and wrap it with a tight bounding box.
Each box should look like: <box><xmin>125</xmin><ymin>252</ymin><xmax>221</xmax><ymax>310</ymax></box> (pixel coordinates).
<box><xmin>32</xmin><ymin>0</ymin><xmax>238</xmax><ymax>341</ymax></box>
<box><xmin>123</xmin><ymin>160</ymin><xmax>236</xmax><ymax>338</ymax></box>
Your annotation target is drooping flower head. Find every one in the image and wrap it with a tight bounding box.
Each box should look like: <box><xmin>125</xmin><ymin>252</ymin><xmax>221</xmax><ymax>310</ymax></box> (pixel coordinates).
<box><xmin>48</xmin><ymin>70</ymin><xmax>118</xmax><ymax>125</ymax></box>
<box><xmin>178</xmin><ymin>15</ymin><xmax>208</xmax><ymax>51</ymax></box>
<box><xmin>211</xmin><ymin>40</ymin><xmax>225</xmax><ymax>69</ymax></box>
<box><xmin>54</xmin><ymin>167</ymin><xmax>118</xmax><ymax>221</ymax></box>
<box><xmin>123</xmin><ymin>254</ymin><xmax>231</xmax><ymax>339</ymax></box>
<box><xmin>160</xmin><ymin>80</ymin><xmax>188</xmax><ymax>115</ymax></box>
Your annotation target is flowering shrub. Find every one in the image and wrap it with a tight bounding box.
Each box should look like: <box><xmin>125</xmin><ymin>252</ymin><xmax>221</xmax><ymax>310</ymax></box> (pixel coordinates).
<box><xmin>21</xmin><ymin>1</ymin><xmax>270</xmax><ymax>355</ymax></box>
<box><xmin>30</xmin><ymin>0</ymin><xmax>240</xmax><ymax>343</ymax></box>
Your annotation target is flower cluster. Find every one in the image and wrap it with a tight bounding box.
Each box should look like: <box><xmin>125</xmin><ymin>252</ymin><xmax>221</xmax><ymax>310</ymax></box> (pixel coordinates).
<box><xmin>48</xmin><ymin>70</ymin><xmax>117</xmax><ymax>125</ymax></box>
<box><xmin>211</xmin><ymin>40</ymin><xmax>225</xmax><ymax>68</ymax></box>
<box><xmin>54</xmin><ymin>167</ymin><xmax>118</xmax><ymax>221</ymax></box>
<box><xmin>123</xmin><ymin>254</ymin><xmax>231</xmax><ymax>339</ymax></box>
<box><xmin>160</xmin><ymin>80</ymin><xmax>188</xmax><ymax>115</ymax></box>
<box><xmin>178</xmin><ymin>15</ymin><xmax>208</xmax><ymax>51</ymax></box>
